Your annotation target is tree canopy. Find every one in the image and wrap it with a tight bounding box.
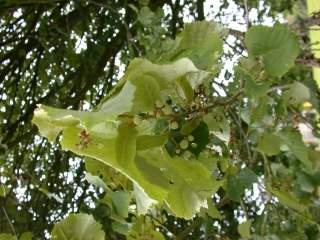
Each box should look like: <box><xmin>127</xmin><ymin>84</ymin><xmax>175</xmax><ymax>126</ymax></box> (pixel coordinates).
<box><xmin>1</xmin><ymin>0</ymin><xmax>320</xmax><ymax>239</ymax></box>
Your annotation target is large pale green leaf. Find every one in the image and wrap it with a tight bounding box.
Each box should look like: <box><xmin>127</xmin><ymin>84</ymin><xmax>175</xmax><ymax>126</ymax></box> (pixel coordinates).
<box><xmin>160</xmin><ymin>21</ymin><xmax>223</xmax><ymax>71</ymax></box>
<box><xmin>32</xmin><ymin>23</ymin><xmax>226</xmax><ymax>219</ymax></box>
<box><xmin>116</xmin><ymin>122</ymin><xmax>138</xmax><ymax>166</ymax></box>
<box><xmin>99</xmin><ymin>81</ymin><xmax>136</xmax><ymax>118</ymax></box>
<box><xmin>123</xmin><ymin>57</ymin><xmax>198</xmax><ymax>90</ymax></box>
<box><xmin>133</xmin><ymin>183</ymin><xmax>156</xmax><ymax>214</ymax></box>
<box><xmin>136</xmin><ymin>133</ymin><xmax>168</xmax><ymax>151</ymax></box>
<box><xmin>137</xmin><ymin>148</ymin><xmax>220</xmax><ymax>219</ymax></box>
<box><xmin>32</xmin><ymin>105</ymin><xmax>117</xmax><ymax>141</ymax></box>
<box><xmin>99</xmin><ymin>57</ymin><xmax>200</xmax><ymax>116</ymax></box>
<box><xmin>164</xmin><ymin>157</ymin><xmax>221</xmax><ymax>219</ymax></box>
<box><xmin>33</xmin><ymin>105</ymin><xmax>219</xmax><ymax>218</ymax></box>
<box><xmin>245</xmin><ymin>24</ymin><xmax>300</xmax><ymax>77</ymax></box>
<box><xmin>130</xmin><ymin>74</ymin><xmax>161</xmax><ymax>112</ymax></box>
<box><xmin>51</xmin><ymin>213</ymin><xmax>105</xmax><ymax>240</ymax></box>
<box><xmin>85</xmin><ymin>157</ymin><xmax>130</xmax><ymax>190</ymax></box>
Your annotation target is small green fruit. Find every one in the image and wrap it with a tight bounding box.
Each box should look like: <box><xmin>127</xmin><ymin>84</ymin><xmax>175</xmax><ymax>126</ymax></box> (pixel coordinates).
<box><xmin>180</xmin><ymin>139</ymin><xmax>189</xmax><ymax>150</ymax></box>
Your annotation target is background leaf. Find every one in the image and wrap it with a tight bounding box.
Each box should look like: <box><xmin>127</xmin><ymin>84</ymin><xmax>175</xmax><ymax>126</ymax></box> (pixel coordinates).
<box><xmin>51</xmin><ymin>213</ymin><xmax>105</xmax><ymax>240</ymax></box>
<box><xmin>245</xmin><ymin>24</ymin><xmax>300</xmax><ymax>77</ymax></box>
<box><xmin>238</xmin><ymin>221</ymin><xmax>252</xmax><ymax>238</ymax></box>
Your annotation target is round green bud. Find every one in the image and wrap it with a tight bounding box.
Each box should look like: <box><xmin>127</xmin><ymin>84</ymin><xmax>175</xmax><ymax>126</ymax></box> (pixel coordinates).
<box><xmin>191</xmin><ymin>142</ymin><xmax>197</xmax><ymax>148</ymax></box>
<box><xmin>187</xmin><ymin>135</ymin><xmax>194</xmax><ymax>142</ymax></box>
<box><xmin>180</xmin><ymin>139</ymin><xmax>189</xmax><ymax>150</ymax></box>
<box><xmin>183</xmin><ymin>150</ymin><xmax>192</xmax><ymax>159</ymax></box>
<box><xmin>162</xmin><ymin>105</ymin><xmax>172</xmax><ymax>115</ymax></box>
<box><xmin>170</xmin><ymin>121</ymin><xmax>179</xmax><ymax>130</ymax></box>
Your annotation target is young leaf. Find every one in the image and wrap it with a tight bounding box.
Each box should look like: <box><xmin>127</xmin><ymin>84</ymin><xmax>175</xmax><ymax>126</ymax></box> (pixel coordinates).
<box><xmin>269</xmin><ymin>188</ymin><xmax>308</xmax><ymax>214</ymax></box>
<box><xmin>238</xmin><ymin>221</ymin><xmax>252</xmax><ymax>239</ymax></box>
<box><xmin>227</xmin><ymin>169</ymin><xmax>258</xmax><ymax>202</ymax></box>
<box><xmin>244</xmin><ymin>77</ymin><xmax>269</xmax><ymax>99</ymax></box>
<box><xmin>160</xmin><ymin>21</ymin><xmax>223</xmax><ymax>71</ymax></box>
<box><xmin>203</xmin><ymin>112</ymin><xmax>230</xmax><ymax>142</ymax></box>
<box><xmin>19</xmin><ymin>232</ymin><xmax>33</xmax><ymax>240</ymax></box>
<box><xmin>128</xmin><ymin>216</ymin><xmax>165</xmax><ymax>240</ymax></box>
<box><xmin>283</xmin><ymin>81</ymin><xmax>310</xmax><ymax>105</ymax></box>
<box><xmin>257</xmin><ymin>133</ymin><xmax>283</xmax><ymax>156</ymax></box>
<box><xmin>278</xmin><ymin>130</ymin><xmax>313</xmax><ymax>170</ymax></box>
<box><xmin>0</xmin><ymin>184</ymin><xmax>9</xmax><ymax>197</ymax></box>
<box><xmin>110</xmin><ymin>191</ymin><xmax>131</xmax><ymax>218</ymax></box>
<box><xmin>51</xmin><ymin>213</ymin><xmax>105</xmax><ymax>240</ymax></box>
<box><xmin>0</xmin><ymin>234</ymin><xmax>15</xmax><ymax>240</ymax></box>
<box><xmin>85</xmin><ymin>172</ymin><xmax>109</xmax><ymax>191</ymax></box>
<box><xmin>245</xmin><ymin>24</ymin><xmax>300</xmax><ymax>77</ymax></box>
<box><xmin>206</xmin><ymin>204</ymin><xmax>222</xmax><ymax>220</ymax></box>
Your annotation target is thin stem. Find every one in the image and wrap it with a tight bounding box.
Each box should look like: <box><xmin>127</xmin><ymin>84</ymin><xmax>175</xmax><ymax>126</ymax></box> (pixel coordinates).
<box><xmin>267</xmin><ymin>84</ymin><xmax>290</xmax><ymax>94</ymax></box>
<box><xmin>243</xmin><ymin>0</ymin><xmax>250</xmax><ymax>30</ymax></box>
<box><xmin>262</xmin><ymin>153</ymin><xmax>272</xmax><ymax>185</ymax></box>
<box><xmin>2</xmin><ymin>207</ymin><xmax>16</xmax><ymax>237</ymax></box>
<box><xmin>146</xmin><ymin>214</ymin><xmax>175</xmax><ymax>238</ymax></box>
<box><xmin>119</xmin><ymin>89</ymin><xmax>244</xmax><ymax>122</ymax></box>
<box><xmin>202</xmin><ymin>89</ymin><xmax>244</xmax><ymax>111</ymax></box>
<box><xmin>240</xmin><ymin>199</ymin><xmax>249</xmax><ymax>221</ymax></box>
<box><xmin>228</xmin><ymin>108</ymin><xmax>253</xmax><ymax>161</ymax></box>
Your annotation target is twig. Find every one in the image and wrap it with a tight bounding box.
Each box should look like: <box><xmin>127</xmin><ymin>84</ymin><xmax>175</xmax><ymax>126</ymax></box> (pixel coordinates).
<box><xmin>1</xmin><ymin>207</ymin><xmax>16</xmax><ymax>237</ymax></box>
<box><xmin>146</xmin><ymin>214</ymin><xmax>175</xmax><ymax>238</ymax></box>
<box><xmin>229</xmin><ymin>28</ymin><xmax>245</xmax><ymax>39</ymax></box>
<box><xmin>204</xmin><ymin>89</ymin><xmax>244</xmax><ymax>111</ymax></box>
<box><xmin>243</xmin><ymin>0</ymin><xmax>250</xmax><ymax>30</ymax></box>
<box><xmin>267</xmin><ymin>84</ymin><xmax>290</xmax><ymax>94</ymax></box>
<box><xmin>296</xmin><ymin>56</ymin><xmax>320</xmax><ymax>68</ymax></box>
<box><xmin>262</xmin><ymin>153</ymin><xmax>272</xmax><ymax>184</ymax></box>
<box><xmin>228</xmin><ymin>107</ymin><xmax>253</xmax><ymax>161</ymax></box>
<box><xmin>240</xmin><ymin>199</ymin><xmax>249</xmax><ymax>220</ymax></box>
